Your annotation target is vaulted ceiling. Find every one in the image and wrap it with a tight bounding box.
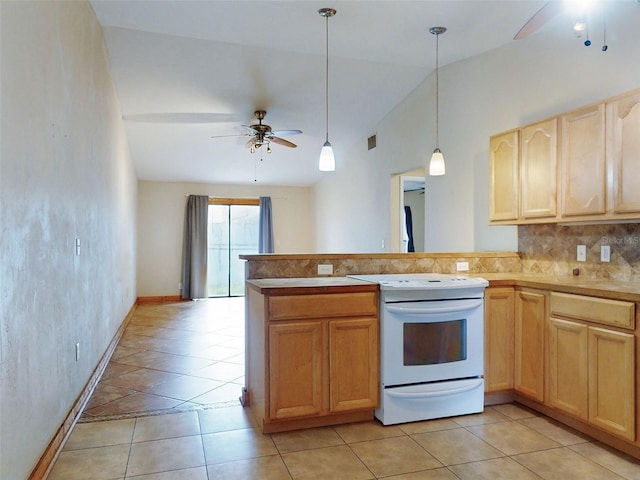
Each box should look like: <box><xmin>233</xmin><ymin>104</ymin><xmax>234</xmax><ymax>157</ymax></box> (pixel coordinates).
<box><xmin>90</xmin><ymin>0</ymin><xmax>635</xmax><ymax>186</ymax></box>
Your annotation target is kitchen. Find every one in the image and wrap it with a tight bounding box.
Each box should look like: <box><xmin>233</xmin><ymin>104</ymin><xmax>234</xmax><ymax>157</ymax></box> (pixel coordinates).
<box><xmin>4</xmin><ymin>1</ymin><xmax>640</xmax><ymax>479</ymax></box>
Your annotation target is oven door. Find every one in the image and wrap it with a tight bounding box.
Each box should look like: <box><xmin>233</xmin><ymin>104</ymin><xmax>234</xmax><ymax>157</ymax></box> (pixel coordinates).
<box><xmin>380</xmin><ymin>297</ymin><xmax>484</xmax><ymax>387</ymax></box>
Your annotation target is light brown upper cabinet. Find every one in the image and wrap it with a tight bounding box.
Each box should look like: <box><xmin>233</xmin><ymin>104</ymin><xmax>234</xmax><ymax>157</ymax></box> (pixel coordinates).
<box><xmin>489</xmin><ymin>88</ymin><xmax>640</xmax><ymax>225</ymax></box>
<box><xmin>489</xmin><ymin>129</ymin><xmax>519</xmax><ymax>222</ymax></box>
<box><xmin>521</xmin><ymin>118</ymin><xmax>558</xmax><ymax>219</ymax></box>
<box><xmin>560</xmin><ymin>103</ymin><xmax>606</xmax><ymax>217</ymax></box>
<box><xmin>609</xmin><ymin>90</ymin><xmax>640</xmax><ymax>214</ymax></box>
<box><xmin>489</xmin><ymin>118</ymin><xmax>558</xmax><ymax>225</ymax></box>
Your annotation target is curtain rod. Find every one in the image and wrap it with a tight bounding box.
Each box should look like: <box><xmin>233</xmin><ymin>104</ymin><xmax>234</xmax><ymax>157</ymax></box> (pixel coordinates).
<box><xmin>184</xmin><ymin>195</ymin><xmax>288</xmax><ymax>200</ymax></box>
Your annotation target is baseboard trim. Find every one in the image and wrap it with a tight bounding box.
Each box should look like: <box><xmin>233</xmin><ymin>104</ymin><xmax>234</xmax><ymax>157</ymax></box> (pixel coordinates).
<box><xmin>30</xmin><ymin>303</ymin><xmax>137</xmax><ymax>480</ymax></box>
<box><xmin>136</xmin><ymin>295</ymin><xmax>185</xmax><ymax>304</ymax></box>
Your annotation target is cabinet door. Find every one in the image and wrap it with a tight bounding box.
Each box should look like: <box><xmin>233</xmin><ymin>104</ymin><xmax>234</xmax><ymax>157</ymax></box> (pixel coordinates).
<box><xmin>489</xmin><ymin>130</ymin><xmax>519</xmax><ymax>222</ymax></box>
<box><xmin>269</xmin><ymin>321</ymin><xmax>323</xmax><ymax>420</ymax></box>
<box><xmin>561</xmin><ymin>104</ymin><xmax>606</xmax><ymax>217</ymax></box>
<box><xmin>609</xmin><ymin>91</ymin><xmax>640</xmax><ymax>213</ymax></box>
<box><xmin>484</xmin><ymin>287</ymin><xmax>515</xmax><ymax>392</ymax></box>
<box><xmin>329</xmin><ymin>317</ymin><xmax>378</xmax><ymax>412</ymax></box>
<box><xmin>547</xmin><ymin>317</ymin><xmax>588</xmax><ymax>420</ymax></box>
<box><xmin>588</xmin><ymin>327</ymin><xmax>635</xmax><ymax>441</ymax></box>
<box><xmin>521</xmin><ymin>118</ymin><xmax>558</xmax><ymax>219</ymax></box>
<box><xmin>514</xmin><ymin>290</ymin><xmax>546</xmax><ymax>402</ymax></box>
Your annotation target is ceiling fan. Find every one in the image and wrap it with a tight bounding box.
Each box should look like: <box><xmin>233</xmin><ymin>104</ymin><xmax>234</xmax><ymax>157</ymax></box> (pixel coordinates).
<box><xmin>212</xmin><ymin>110</ymin><xmax>302</xmax><ymax>153</ymax></box>
<box><xmin>514</xmin><ymin>1</ymin><xmax>564</xmax><ymax>40</ymax></box>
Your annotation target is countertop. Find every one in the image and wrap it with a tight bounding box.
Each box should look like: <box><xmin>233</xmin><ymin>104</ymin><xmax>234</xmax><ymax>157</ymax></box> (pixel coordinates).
<box><xmin>471</xmin><ymin>273</ymin><xmax>640</xmax><ymax>303</ymax></box>
<box><xmin>246</xmin><ymin>277</ymin><xmax>379</xmax><ymax>296</ymax></box>
<box><xmin>248</xmin><ymin>273</ymin><xmax>640</xmax><ymax>303</ymax></box>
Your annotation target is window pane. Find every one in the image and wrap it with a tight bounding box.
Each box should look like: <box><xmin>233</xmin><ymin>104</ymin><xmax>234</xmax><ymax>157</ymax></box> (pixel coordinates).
<box><xmin>207</xmin><ymin>203</ymin><xmax>259</xmax><ymax>297</ymax></box>
<box><xmin>230</xmin><ymin>205</ymin><xmax>259</xmax><ymax>296</ymax></box>
<box><xmin>207</xmin><ymin>205</ymin><xmax>230</xmax><ymax>297</ymax></box>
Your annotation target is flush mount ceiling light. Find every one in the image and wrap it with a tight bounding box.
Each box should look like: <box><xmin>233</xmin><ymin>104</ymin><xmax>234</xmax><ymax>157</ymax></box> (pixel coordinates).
<box><xmin>318</xmin><ymin>7</ymin><xmax>336</xmax><ymax>172</ymax></box>
<box><xmin>429</xmin><ymin>26</ymin><xmax>446</xmax><ymax>176</ymax></box>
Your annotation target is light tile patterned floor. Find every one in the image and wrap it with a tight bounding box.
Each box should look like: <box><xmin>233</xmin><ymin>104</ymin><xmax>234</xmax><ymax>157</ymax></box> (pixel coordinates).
<box><xmin>82</xmin><ymin>298</ymin><xmax>246</xmax><ymax>419</ymax></box>
<box><xmin>49</xmin><ymin>298</ymin><xmax>640</xmax><ymax>479</ymax></box>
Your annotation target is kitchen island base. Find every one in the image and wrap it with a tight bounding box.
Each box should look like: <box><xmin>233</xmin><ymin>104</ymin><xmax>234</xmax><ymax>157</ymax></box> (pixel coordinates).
<box><xmin>244</xmin><ymin>278</ymin><xmax>380</xmax><ymax>434</ymax></box>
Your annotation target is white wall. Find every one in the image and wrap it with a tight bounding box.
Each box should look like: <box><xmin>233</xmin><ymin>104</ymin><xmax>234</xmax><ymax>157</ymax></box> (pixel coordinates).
<box><xmin>137</xmin><ymin>181</ymin><xmax>314</xmax><ymax>296</ymax></box>
<box><xmin>0</xmin><ymin>2</ymin><xmax>137</xmax><ymax>478</ymax></box>
<box><xmin>315</xmin><ymin>14</ymin><xmax>640</xmax><ymax>253</ymax></box>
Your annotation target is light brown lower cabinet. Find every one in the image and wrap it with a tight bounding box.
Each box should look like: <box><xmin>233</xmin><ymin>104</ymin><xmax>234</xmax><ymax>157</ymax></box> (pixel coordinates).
<box><xmin>246</xmin><ymin>287</ymin><xmax>379</xmax><ymax>433</ymax></box>
<box><xmin>547</xmin><ymin>317</ymin><xmax>589</xmax><ymax>420</ymax></box>
<box><xmin>484</xmin><ymin>287</ymin><xmax>515</xmax><ymax>393</ymax></box>
<box><xmin>588</xmin><ymin>326</ymin><xmax>635</xmax><ymax>441</ymax></box>
<box><xmin>547</xmin><ymin>293</ymin><xmax>636</xmax><ymax>441</ymax></box>
<box><xmin>514</xmin><ymin>289</ymin><xmax>546</xmax><ymax>402</ymax></box>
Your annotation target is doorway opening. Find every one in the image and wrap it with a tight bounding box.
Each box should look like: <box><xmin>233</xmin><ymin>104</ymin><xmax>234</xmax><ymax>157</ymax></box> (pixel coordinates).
<box><xmin>207</xmin><ymin>198</ymin><xmax>259</xmax><ymax>297</ymax></box>
<box><xmin>390</xmin><ymin>169</ymin><xmax>425</xmax><ymax>252</ymax></box>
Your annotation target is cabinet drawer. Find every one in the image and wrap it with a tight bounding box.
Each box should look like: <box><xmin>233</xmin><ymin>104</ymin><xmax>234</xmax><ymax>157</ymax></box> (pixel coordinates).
<box><xmin>269</xmin><ymin>293</ymin><xmax>378</xmax><ymax>321</ymax></box>
<box><xmin>550</xmin><ymin>292</ymin><xmax>635</xmax><ymax>329</ymax></box>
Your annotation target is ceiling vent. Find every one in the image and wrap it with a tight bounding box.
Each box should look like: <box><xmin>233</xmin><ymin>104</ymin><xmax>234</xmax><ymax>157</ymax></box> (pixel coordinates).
<box><xmin>368</xmin><ymin>134</ymin><xmax>377</xmax><ymax>150</ymax></box>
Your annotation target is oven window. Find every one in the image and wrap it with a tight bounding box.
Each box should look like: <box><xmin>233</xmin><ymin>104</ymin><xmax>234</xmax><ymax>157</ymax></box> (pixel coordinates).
<box><xmin>403</xmin><ymin>320</ymin><xmax>466</xmax><ymax>365</ymax></box>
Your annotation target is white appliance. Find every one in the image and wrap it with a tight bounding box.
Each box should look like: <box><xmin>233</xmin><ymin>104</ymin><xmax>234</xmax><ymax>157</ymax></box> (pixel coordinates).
<box><xmin>348</xmin><ymin>273</ymin><xmax>489</xmax><ymax>425</ymax></box>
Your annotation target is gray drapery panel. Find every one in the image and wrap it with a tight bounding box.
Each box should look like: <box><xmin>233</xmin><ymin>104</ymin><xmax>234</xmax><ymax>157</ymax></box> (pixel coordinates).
<box><xmin>258</xmin><ymin>196</ymin><xmax>274</xmax><ymax>254</ymax></box>
<box><xmin>181</xmin><ymin>195</ymin><xmax>209</xmax><ymax>299</ymax></box>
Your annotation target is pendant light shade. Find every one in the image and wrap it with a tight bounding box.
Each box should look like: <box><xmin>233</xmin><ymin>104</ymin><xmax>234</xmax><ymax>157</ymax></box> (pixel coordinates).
<box><xmin>429</xmin><ymin>148</ymin><xmax>445</xmax><ymax>176</ymax></box>
<box><xmin>319</xmin><ymin>140</ymin><xmax>335</xmax><ymax>171</ymax></box>
<box><xmin>319</xmin><ymin>7</ymin><xmax>336</xmax><ymax>171</ymax></box>
<box><xmin>429</xmin><ymin>26</ymin><xmax>446</xmax><ymax>176</ymax></box>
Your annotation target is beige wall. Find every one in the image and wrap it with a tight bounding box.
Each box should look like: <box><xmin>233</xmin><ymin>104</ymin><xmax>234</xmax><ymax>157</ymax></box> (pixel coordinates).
<box><xmin>137</xmin><ymin>181</ymin><xmax>314</xmax><ymax>296</ymax></box>
<box><xmin>314</xmin><ymin>11</ymin><xmax>640</xmax><ymax>254</ymax></box>
<box><xmin>0</xmin><ymin>2</ymin><xmax>137</xmax><ymax>478</ymax></box>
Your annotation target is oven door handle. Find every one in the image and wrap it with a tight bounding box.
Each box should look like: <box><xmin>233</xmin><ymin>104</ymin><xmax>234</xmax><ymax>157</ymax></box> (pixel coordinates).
<box><xmin>386</xmin><ymin>379</ymin><xmax>483</xmax><ymax>399</ymax></box>
<box><xmin>385</xmin><ymin>299</ymin><xmax>483</xmax><ymax>315</ymax></box>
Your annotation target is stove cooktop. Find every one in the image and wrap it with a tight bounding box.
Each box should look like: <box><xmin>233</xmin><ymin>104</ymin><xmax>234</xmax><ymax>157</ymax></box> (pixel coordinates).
<box><xmin>348</xmin><ymin>273</ymin><xmax>488</xmax><ymax>290</ymax></box>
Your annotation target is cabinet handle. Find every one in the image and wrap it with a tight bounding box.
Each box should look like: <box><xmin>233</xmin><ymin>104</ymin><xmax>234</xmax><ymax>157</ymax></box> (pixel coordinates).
<box><xmin>386</xmin><ymin>379</ymin><xmax>483</xmax><ymax>399</ymax></box>
<box><xmin>385</xmin><ymin>299</ymin><xmax>483</xmax><ymax>315</ymax></box>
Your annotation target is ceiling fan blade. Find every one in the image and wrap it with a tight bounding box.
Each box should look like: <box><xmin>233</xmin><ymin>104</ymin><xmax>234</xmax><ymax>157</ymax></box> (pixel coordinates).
<box><xmin>269</xmin><ymin>129</ymin><xmax>302</xmax><ymax>137</ymax></box>
<box><xmin>210</xmin><ymin>133</ymin><xmax>247</xmax><ymax>139</ymax></box>
<box><xmin>122</xmin><ymin>112</ymin><xmax>239</xmax><ymax>123</ymax></box>
<box><xmin>242</xmin><ymin>124</ymin><xmax>260</xmax><ymax>134</ymax></box>
<box><xmin>514</xmin><ymin>1</ymin><xmax>563</xmax><ymax>40</ymax></box>
<box><xmin>270</xmin><ymin>136</ymin><xmax>297</xmax><ymax>148</ymax></box>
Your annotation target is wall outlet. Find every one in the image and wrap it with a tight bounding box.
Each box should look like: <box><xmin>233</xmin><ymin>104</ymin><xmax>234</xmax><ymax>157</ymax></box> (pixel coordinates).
<box><xmin>75</xmin><ymin>237</ymin><xmax>81</xmax><ymax>256</ymax></box>
<box><xmin>601</xmin><ymin>245</ymin><xmax>611</xmax><ymax>263</ymax></box>
<box><xmin>317</xmin><ymin>264</ymin><xmax>333</xmax><ymax>275</ymax></box>
<box><xmin>577</xmin><ymin>245</ymin><xmax>587</xmax><ymax>262</ymax></box>
<box><xmin>456</xmin><ymin>261</ymin><xmax>469</xmax><ymax>272</ymax></box>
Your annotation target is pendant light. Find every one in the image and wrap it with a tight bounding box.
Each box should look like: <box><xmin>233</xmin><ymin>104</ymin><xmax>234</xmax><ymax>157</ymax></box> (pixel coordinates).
<box><xmin>318</xmin><ymin>7</ymin><xmax>336</xmax><ymax>171</ymax></box>
<box><xmin>429</xmin><ymin>26</ymin><xmax>446</xmax><ymax>176</ymax></box>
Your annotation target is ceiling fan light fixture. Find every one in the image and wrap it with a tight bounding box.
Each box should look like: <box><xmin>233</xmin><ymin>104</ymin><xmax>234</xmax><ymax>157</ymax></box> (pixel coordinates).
<box><xmin>573</xmin><ymin>20</ymin><xmax>587</xmax><ymax>32</ymax></box>
<box><xmin>319</xmin><ymin>7</ymin><xmax>336</xmax><ymax>172</ymax></box>
<box><xmin>319</xmin><ymin>140</ymin><xmax>335</xmax><ymax>171</ymax></box>
<box><xmin>428</xmin><ymin>26</ymin><xmax>446</xmax><ymax>177</ymax></box>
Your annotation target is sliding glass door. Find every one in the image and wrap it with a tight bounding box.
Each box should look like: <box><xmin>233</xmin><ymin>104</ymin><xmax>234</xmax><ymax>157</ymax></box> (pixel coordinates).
<box><xmin>207</xmin><ymin>202</ymin><xmax>259</xmax><ymax>297</ymax></box>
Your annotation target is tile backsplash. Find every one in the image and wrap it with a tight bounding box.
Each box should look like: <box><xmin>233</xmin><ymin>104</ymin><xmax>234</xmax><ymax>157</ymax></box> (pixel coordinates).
<box><xmin>519</xmin><ymin>223</ymin><xmax>640</xmax><ymax>281</ymax></box>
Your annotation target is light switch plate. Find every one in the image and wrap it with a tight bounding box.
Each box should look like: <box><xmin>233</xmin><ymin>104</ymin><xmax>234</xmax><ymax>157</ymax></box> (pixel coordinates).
<box><xmin>601</xmin><ymin>245</ymin><xmax>611</xmax><ymax>263</ymax></box>
<box><xmin>577</xmin><ymin>245</ymin><xmax>587</xmax><ymax>262</ymax></box>
<box><xmin>317</xmin><ymin>264</ymin><xmax>333</xmax><ymax>275</ymax></box>
<box><xmin>456</xmin><ymin>262</ymin><xmax>469</xmax><ymax>272</ymax></box>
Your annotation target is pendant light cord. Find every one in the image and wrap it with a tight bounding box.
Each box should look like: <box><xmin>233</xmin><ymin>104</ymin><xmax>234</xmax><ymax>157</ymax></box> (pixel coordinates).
<box><xmin>325</xmin><ymin>14</ymin><xmax>330</xmax><ymax>143</ymax></box>
<box><xmin>435</xmin><ymin>31</ymin><xmax>439</xmax><ymax>149</ymax></box>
